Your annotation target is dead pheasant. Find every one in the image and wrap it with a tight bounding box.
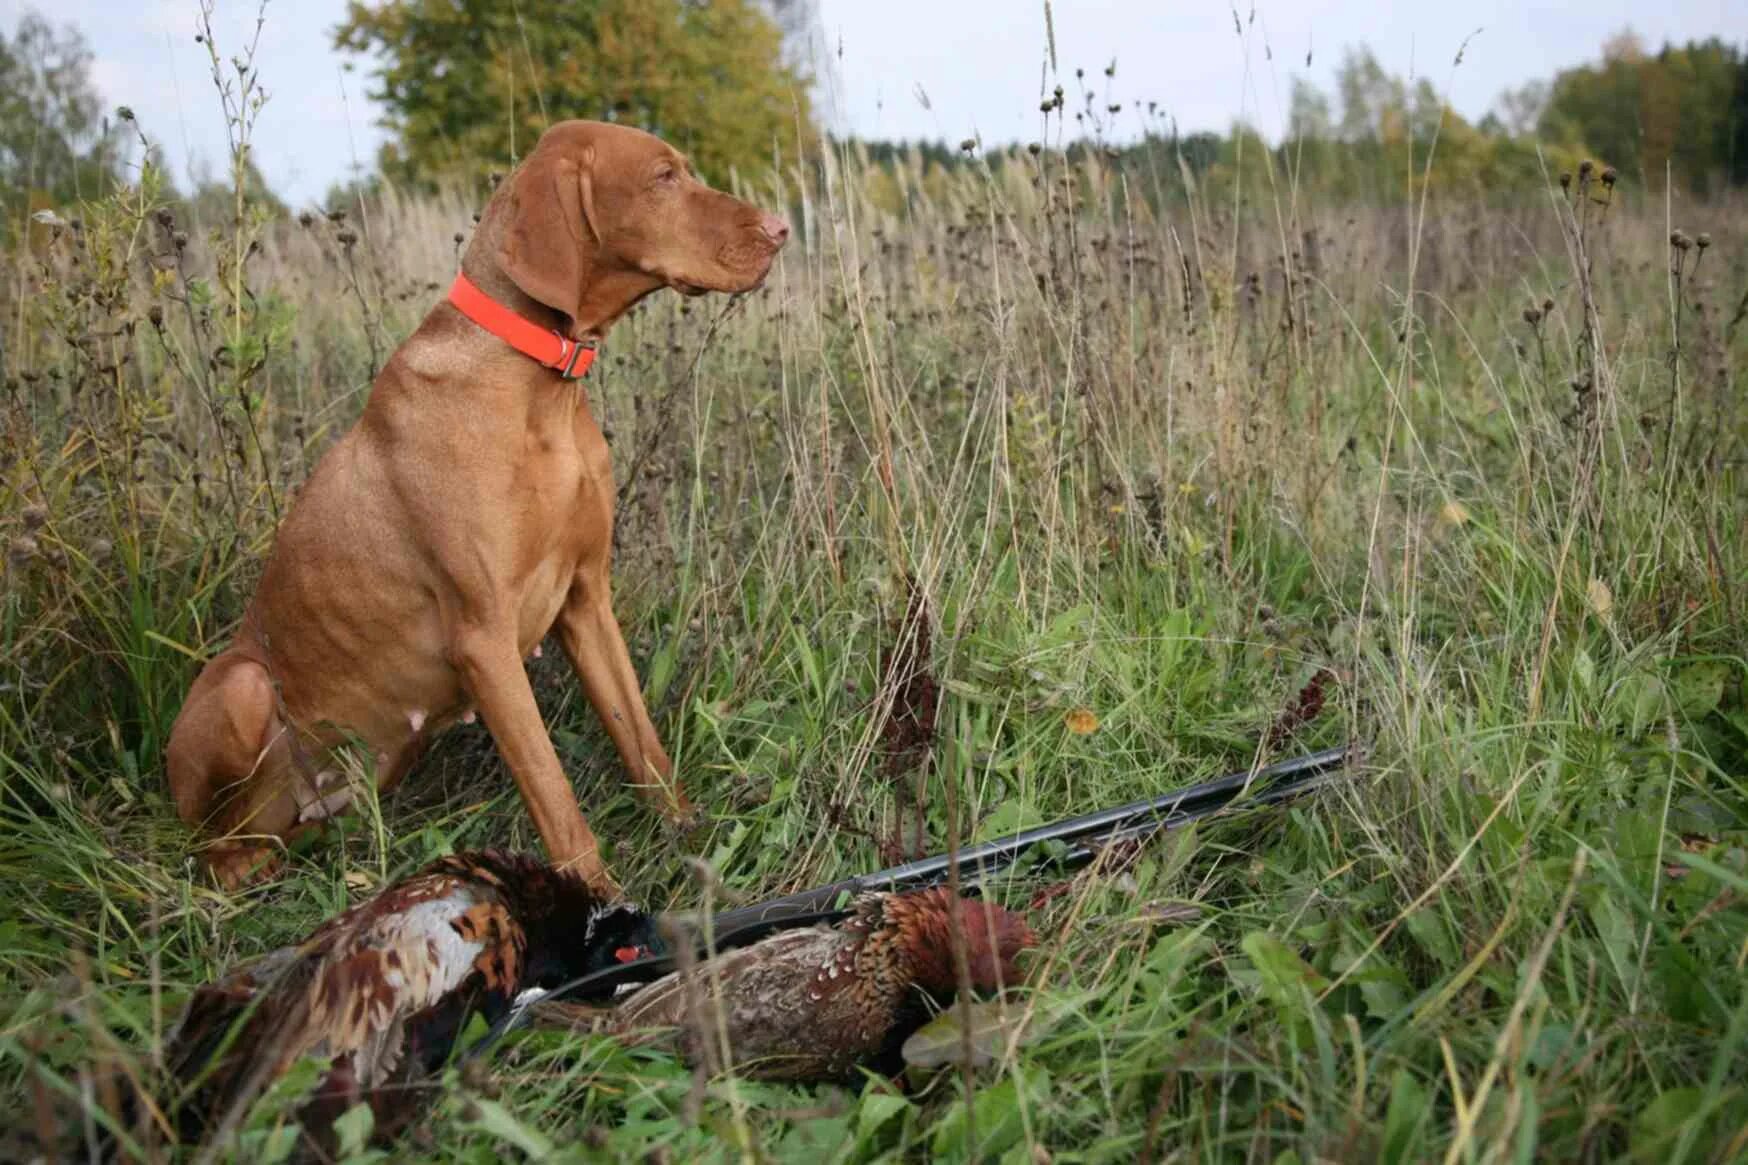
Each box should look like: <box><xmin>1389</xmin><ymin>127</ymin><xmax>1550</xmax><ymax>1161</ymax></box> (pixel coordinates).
<box><xmin>537</xmin><ymin>887</ymin><xmax>1035</xmax><ymax>1082</ymax></box>
<box><xmin>153</xmin><ymin>851</ymin><xmax>651</xmax><ymax>1155</ymax></box>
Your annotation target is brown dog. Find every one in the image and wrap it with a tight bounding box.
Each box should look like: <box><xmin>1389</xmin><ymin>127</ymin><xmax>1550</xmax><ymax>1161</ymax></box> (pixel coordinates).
<box><xmin>166</xmin><ymin>120</ymin><xmax>788</xmax><ymax>895</ymax></box>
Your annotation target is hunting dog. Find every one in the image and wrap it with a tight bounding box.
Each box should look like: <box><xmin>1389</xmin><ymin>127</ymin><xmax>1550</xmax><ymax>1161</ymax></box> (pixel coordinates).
<box><xmin>166</xmin><ymin>121</ymin><xmax>789</xmax><ymax>895</ymax></box>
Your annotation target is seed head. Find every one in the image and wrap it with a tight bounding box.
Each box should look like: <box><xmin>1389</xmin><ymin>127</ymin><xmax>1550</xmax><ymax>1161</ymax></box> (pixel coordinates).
<box><xmin>147</xmin><ymin>304</ymin><xmax>164</xmax><ymax>328</ymax></box>
<box><xmin>1559</xmin><ymin>172</ymin><xmax>1571</xmax><ymax>191</ymax></box>
<box><xmin>1695</xmin><ymin>233</ymin><xmax>1710</xmax><ymax>251</ymax></box>
<box><xmin>1027</xmin><ymin>142</ymin><xmax>1042</xmax><ymax>155</ymax></box>
<box><xmin>1600</xmin><ymin>166</ymin><xmax>1617</xmax><ymax>188</ymax></box>
<box><xmin>172</xmin><ymin>231</ymin><xmax>188</xmax><ymax>250</ymax></box>
<box><xmin>1522</xmin><ymin>306</ymin><xmax>1542</xmax><ymax>326</ymax></box>
<box><xmin>154</xmin><ymin>207</ymin><xmax>174</xmax><ymax>229</ymax></box>
<box><xmin>117</xmin><ymin>105</ymin><xmax>135</xmax><ymax>122</ymax></box>
<box><xmin>336</xmin><ymin>229</ymin><xmax>358</xmax><ymax>247</ymax></box>
<box><xmin>298</xmin><ymin>210</ymin><xmax>315</xmax><ymax>228</ymax></box>
<box><xmin>1542</xmin><ymin>298</ymin><xmax>1555</xmax><ymax>313</ymax></box>
<box><xmin>7</xmin><ymin>535</ymin><xmax>38</xmax><ymax>568</ymax></box>
<box><xmin>1670</xmin><ymin>230</ymin><xmax>1692</xmax><ymax>251</ymax></box>
<box><xmin>959</xmin><ymin>138</ymin><xmax>977</xmax><ymax>153</ymax></box>
<box><xmin>1578</xmin><ymin>159</ymin><xmax>1594</xmax><ymax>179</ymax></box>
<box><xmin>22</xmin><ymin>504</ymin><xmax>48</xmax><ymax>531</ymax></box>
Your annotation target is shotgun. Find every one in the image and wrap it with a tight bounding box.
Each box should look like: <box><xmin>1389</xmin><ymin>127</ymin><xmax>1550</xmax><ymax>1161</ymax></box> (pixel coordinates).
<box><xmin>478</xmin><ymin>742</ymin><xmax>1357</xmax><ymax>1048</ymax></box>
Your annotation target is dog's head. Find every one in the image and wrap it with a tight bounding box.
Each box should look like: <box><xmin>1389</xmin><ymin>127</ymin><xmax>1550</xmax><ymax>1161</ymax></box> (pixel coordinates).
<box><xmin>486</xmin><ymin>120</ymin><xmax>789</xmax><ymax>336</ymax></box>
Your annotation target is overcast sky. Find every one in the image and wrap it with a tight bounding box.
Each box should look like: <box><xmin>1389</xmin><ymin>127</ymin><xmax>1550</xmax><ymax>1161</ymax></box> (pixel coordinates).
<box><xmin>7</xmin><ymin>0</ymin><xmax>1743</xmax><ymax>207</ymax></box>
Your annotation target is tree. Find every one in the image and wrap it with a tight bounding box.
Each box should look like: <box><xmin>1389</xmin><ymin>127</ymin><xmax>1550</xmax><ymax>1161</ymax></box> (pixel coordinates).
<box><xmin>1538</xmin><ymin>34</ymin><xmax>1745</xmax><ymax>192</ymax></box>
<box><xmin>0</xmin><ymin>10</ymin><xmax>126</xmax><ymax>227</ymax></box>
<box><xmin>334</xmin><ymin>0</ymin><xmax>814</xmax><ymax>187</ymax></box>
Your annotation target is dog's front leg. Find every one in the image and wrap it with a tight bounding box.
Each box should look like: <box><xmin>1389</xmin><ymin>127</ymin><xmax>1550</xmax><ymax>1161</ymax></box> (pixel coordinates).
<box><xmin>555</xmin><ymin>576</ymin><xmax>694</xmax><ymax>824</ymax></box>
<box><xmin>450</xmin><ymin>620</ymin><xmax>618</xmax><ymax>895</ymax></box>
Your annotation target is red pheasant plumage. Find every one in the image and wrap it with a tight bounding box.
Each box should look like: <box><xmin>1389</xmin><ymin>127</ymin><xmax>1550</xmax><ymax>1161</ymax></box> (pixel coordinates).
<box><xmin>156</xmin><ymin>851</ymin><xmax>647</xmax><ymax>1154</ymax></box>
<box><xmin>593</xmin><ymin>887</ymin><xmax>1036</xmax><ymax>1081</ymax></box>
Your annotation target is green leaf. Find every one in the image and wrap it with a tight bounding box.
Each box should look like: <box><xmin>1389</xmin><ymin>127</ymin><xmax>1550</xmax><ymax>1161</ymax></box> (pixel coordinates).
<box><xmin>333</xmin><ymin>1102</ymin><xmax>375</xmax><ymax>1156</ymax></box>
<box><xmin>1403</xmin><ymin>907</ymin><xmax>1459</xmax><ymax>967</ymax></box>
<box><xmin>1668</xmin><ymin>661</ymin><xmax>1727</xmax><ymax>718</ymax></box>
<box><xmin>1607</xmin><ymin>672</ymin><xmax>1667</xmax><ymax>740</ymax></box>
<box><xmin>1381</xmin><ymin>1068</ymin><xmax>1428</xmax><ymax>1165</ymax></box>
<box><xmin>930</xmin><ymin>1077</ymin><xmax>1026</xmax><ymax>1160</ymax></box>
<box><xmin>1630</xmin><ymin>1087</ymin><xmax>1705</xmax><ymax>1161</ymax></box>
<box><xmin>1243</xmin><ymin>931</ymin><xmax>1329</xmax><ymax>1010</ymax></box>
<box><xmin>1512</xmin><ymin>1081</ymin><xmax>1539</xmax><ymax>1165</ymax></box>
<box><xmin>901</xmin><ymin>1001</ymin><xmax>1041</xmax><ymax>1070</ymax></box>
<box><xmin>856</xmin><ymin>1089</ymin><xmax>911</xmax><ymax>1141</ymax></box>
<box><xmin>465</xmin><ymin>1095</ymin><xmax>556</xmax><ymax>1158</ymax></box>
<box><xmin>1572</xmin><ymin>646</ymin><xmax>1596</xmax><ymax>692</ymax></box>
<box><xmin>974</xmin><ymin>800</ymin><xmax>1039</xmax><ymax>842</ymax></box>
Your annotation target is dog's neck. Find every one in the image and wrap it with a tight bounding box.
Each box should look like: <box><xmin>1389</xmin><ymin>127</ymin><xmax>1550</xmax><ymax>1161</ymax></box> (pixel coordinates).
<box><xmin>460</xmin><ymin>214</ymin><xmax>664</xmax><ymax>342</ymax></box>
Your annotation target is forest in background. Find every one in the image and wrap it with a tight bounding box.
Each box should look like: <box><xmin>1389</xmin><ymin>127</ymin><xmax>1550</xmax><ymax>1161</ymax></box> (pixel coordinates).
<box><xmin>4</xmin><ymin>4</ymin><xmax>1746</xmax><ymax>237</ymax></box>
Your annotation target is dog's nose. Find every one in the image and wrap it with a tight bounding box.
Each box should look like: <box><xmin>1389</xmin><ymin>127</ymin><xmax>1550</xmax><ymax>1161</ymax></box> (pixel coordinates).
<box><xmin>758</xmin><ymin>212</ymin><xmax>791</xmax><ymax>247</ymax></box>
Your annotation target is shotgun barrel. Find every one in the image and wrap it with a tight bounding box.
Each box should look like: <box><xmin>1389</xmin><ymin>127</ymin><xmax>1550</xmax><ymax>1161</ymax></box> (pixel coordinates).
<box><xmin>703</xmin><ymin>743</ymin><xmax>1354</xmax><ymax>936</ymax></box>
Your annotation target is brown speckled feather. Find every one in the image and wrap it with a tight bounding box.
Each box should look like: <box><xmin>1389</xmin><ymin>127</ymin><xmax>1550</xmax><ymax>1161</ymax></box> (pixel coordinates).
<box><xmin>164</xmin><ymin>851</ymin><xmax>633</xmax><ymax>1152</ymax></box>
<box><xmin>604</xmin><ymin>889</ymin><xmax>1035</xmax><ymax>1082</ymax></box>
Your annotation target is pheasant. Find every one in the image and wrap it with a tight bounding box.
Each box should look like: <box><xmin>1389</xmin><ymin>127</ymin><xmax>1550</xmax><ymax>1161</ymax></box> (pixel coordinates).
<box><xmin>538</xmin><ymin>887</ymin><xmax>1036</xmax><ymax>1082</ymax></box>
<box><xmin>153</xmin><ymin>851</ymin><xmax>652</xmax><ymax>1155</ymax></box>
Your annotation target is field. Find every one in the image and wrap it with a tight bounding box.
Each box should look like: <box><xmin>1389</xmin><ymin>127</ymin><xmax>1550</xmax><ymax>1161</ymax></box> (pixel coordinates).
<box><xmin>3</xmin><ymin>116</ymin><xmax>1747</xmax><ymax>1161</ymax></box>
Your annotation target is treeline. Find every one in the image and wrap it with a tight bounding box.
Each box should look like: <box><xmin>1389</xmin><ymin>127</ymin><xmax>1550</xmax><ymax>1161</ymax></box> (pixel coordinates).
<box><xmin>858</xmin><ymin>36</ymin><xmax>1748</xmax><ymax>206</ymax></box>
<box><xmin>3</xmin><ymin>0</ymin><xmax>1743</xmax><ymax>240</ymax></box>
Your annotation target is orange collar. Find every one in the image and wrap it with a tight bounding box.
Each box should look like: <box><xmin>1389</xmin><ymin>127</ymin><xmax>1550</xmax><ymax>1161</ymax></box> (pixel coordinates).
<box><xmin>447</xmin><ymin>273</ymin><xmax>598</xmax><ymax>380</ymax></box>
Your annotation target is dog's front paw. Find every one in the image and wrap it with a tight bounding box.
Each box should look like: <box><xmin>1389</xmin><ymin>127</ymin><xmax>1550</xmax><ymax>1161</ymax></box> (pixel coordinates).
<box><xmin>201</xmin><ymin>842</ymin><xmax>283</xmax><ymax>891</ymax></box>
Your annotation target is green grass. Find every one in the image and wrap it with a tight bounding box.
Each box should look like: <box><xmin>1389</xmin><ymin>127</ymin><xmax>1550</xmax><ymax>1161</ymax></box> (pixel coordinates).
<box><xmin>2</xmin><ymin>121</ymin><xmax>1746</xmax><ymax>1162</ymax></box>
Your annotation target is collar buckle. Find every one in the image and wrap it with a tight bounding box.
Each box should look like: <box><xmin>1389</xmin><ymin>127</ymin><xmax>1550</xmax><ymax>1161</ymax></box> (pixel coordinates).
<box><xmin>555</xmin><ymin>333</ymin><xmax>597</xmax><ymax>380</ymax></box>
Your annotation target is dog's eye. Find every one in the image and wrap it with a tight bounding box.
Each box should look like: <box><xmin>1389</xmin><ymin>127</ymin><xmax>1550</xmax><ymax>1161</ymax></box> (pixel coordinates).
<box><xmin>656</xmin><ymin>166</ymin><xmax>679</xmax><ymax>185</ymax></box>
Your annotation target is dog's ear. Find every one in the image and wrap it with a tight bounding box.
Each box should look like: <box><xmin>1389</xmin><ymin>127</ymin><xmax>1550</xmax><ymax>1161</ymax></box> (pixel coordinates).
<box><xmin>499</xmin><ymin>143</ymin><xmax>598</xmax><ymax>324</ymax></box>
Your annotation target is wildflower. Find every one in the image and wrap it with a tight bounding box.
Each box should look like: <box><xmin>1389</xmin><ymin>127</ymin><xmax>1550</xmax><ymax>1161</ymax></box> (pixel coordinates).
<box><xmin>22</xmin><ymin>504</ymin><xmax>47</xmax><ymax>531</ymax></box>
<box><xmin>1064</xmin><ymin>708</ymin><xmax>1099</xmax><ymax>735</ymax></box>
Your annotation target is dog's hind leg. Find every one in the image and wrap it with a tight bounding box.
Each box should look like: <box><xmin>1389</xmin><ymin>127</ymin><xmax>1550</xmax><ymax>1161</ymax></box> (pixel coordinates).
<box><xmin>166</xmin><ymin>653</ymin><xmax>304</xmax><ymax>888</ymax></box>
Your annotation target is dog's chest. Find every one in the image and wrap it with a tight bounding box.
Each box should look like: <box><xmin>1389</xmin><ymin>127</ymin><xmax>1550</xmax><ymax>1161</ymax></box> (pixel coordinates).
<box><xmin>511</xmin><ymin>405</ymin><xmax>612</xmax><ymax>648</ymax></box>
